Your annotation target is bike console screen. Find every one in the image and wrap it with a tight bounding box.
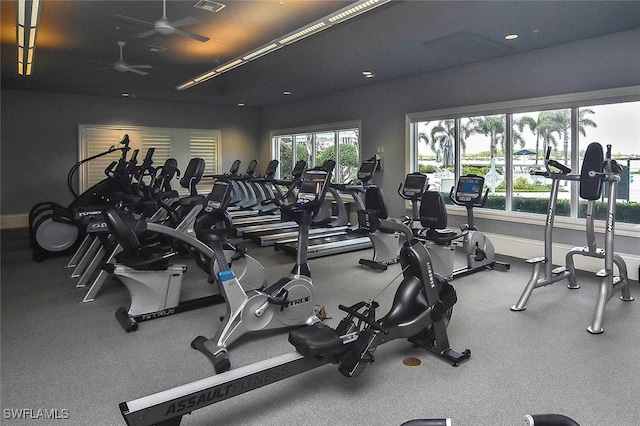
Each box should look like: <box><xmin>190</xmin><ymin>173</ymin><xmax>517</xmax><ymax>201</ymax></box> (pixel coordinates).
<box><xmin>297</xmin><ymin>170</ymin><xmax>329</xmax><ymax>206</ymax></box>
<box><xmin>357</xmin><ymin>160</ymin><xmax>378</xmax><ymax>182</ymax></box>
<box><xmin>455</xmin><ymin>175</ymin><xmax>484</xmax><ymax>203</ymax></box>
<box><xmin>204</xmin><ymin>181</ymin><xmax>231</xmax><ymax>213</ymax></box>
<box><xmin>403</xmin><ymin>173</ymin><xmax>428</xmax><ymax>197</ymax></box>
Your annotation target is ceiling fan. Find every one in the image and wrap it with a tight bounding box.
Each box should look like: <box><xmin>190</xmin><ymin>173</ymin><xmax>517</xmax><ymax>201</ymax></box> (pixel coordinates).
<box><xmin>113</xmin><ymin>0</ymin><xmax>210</xmax><ymax>42</ymax></box>
<box><xmin>94</xmin><ymin>41</ymin><xmax>153</xmax><ymax>75</ymax></box>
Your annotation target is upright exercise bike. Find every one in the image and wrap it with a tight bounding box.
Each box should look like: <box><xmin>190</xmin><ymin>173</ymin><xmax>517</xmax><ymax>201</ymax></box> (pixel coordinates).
<box><xmin>119</xmin><ymin>189</ymin><xmax>470</xmax><ymax>426</ymax></box>
<box><xmin>191</xmin><ymin>161</ymin><xmax>336</xmax><ymax>373</ymax></box>
<box><xmin>448</xmin><ymin>174</ymin><xmax>510</xmax><ymax>278</ymax></box>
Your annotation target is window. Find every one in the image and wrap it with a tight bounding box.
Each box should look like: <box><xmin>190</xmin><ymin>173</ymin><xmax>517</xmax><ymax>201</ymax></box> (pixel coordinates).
<box><xmin>577</xmin><ymin>102</ymin><xmax>640</xmax><ymax>223</ymax></box>
<box><xmin>461</xmin><ymin>114</ymin><xmax>507</xmax><ymax>211</ymax></box>
<box><xmin>79</xmin><ymin>125</ymin><xmax>220</xmax><ymax>195</ymax></box>
<box><xmin>272</xmin><ymin>122</ymin><xmax>360</xmax><ymax>183</ymax></box>
<box><xmin>409</xmin><ymin>92</ymin><xmax>640</xmax><ymax>227</ymax></box>
<box><xmin>512</xmin><ymin>109</ymin><xmax>572</xmax><ymax>216</ymax></box>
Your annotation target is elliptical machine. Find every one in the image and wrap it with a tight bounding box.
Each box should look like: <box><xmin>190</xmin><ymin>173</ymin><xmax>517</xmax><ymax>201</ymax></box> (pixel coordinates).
<box><xmin>448</xmin><ymin>174</ymin><xmax>510</xmax><ymax>278</ymax></box>
<box><xmin>190</xmin><ymin>161</ymin><xmax>336</xmax><ymax>374</ymax></box>
<box><xmin>29</xmin><ymin>134</ymin><xmax>132</xmax><ymax>261</ymax></box>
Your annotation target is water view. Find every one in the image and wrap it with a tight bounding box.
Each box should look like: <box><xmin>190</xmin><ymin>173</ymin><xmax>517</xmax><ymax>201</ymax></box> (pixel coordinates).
<box><xmin>414</xmin><ymin>100</ymin><xmax>640</xmax><ymax>223</ymax></box>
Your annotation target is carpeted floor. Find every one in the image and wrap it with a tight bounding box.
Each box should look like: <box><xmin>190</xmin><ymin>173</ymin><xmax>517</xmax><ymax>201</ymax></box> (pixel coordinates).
<box><xmin>1</xmin><ymin>228</ymin><xmax>639</xmax><ymax>426</ymax></box>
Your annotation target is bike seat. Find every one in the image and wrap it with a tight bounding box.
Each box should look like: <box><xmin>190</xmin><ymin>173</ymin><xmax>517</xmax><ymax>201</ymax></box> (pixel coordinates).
<box><xmin>288</xmin><ymin>322</ymin><xmax>344</xmax><ymax>358</ymax></box>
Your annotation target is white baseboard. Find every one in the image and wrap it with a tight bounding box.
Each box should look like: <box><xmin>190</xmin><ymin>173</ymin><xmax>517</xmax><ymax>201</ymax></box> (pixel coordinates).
<box><xmin>487</xmin><ymin>232</ymin><xmax>640</xmax><ymax>281</ymax></box>
<box><xmin>1</xmin><ymin>214</ymin><xmax>29</xmax><ymax>230</ymax></box>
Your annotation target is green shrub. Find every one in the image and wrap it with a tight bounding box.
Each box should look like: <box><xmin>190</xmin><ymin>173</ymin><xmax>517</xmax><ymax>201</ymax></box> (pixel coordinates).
<box><xmin>419</xmin><ymin>164</ymin><xmax>437</xmax><ymax>173</ymax></box>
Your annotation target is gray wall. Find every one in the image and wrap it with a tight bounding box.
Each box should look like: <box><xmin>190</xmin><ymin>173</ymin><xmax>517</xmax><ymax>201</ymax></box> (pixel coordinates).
<box><xmin>2</xmin><ymin>29</ymin><xmax>638</xmax><ymax>255</ymax></box>
<box><xmin>259</xmin><ymin>28</ymin><xmax>640</xmax><ymax>253</ymax></box>
<box><xmin>1</xmin><ymin>90</ymin><xmax>260</xmax><ymax>214</ymax></box>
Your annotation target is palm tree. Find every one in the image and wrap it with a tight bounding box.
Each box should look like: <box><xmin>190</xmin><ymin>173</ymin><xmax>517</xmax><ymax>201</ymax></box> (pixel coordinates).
<box><xmin>516</xmin><ymin>114</ymin><xmax>559</xmax><ymax>165</ymax></box>
<box><xmin>463</xmin><ymin>115</ymin><xmax>505</xmax><ymax>158</ymax></box>
<box><xmin>538</xmin><ymin>109</ymin><xmax>597</xmax><ymax>163</ymax></box>
<box><xmin>417</xmin><ymin>119</ymin><xmax>462</xmax><ymax>163</ymax></box>
<box><xmin>516</xmin><ymin>115</ymin><xmax>541</xmax><ymax>164</ymax></box>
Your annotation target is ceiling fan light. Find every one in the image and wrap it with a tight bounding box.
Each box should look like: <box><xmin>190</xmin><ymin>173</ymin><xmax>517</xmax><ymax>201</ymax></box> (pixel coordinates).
<box><xmin>155</xmin><ymin>21</ymin><xmax>175</xmax><ymax>35</ymax></box>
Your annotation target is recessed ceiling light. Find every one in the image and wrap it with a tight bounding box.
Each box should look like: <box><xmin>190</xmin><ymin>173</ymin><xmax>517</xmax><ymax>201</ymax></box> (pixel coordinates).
<box><xmin>505</xmin><ymin>34</ymin><xmax>519</xmax><ymax>40</ymax></box>
<box><xmin>238</xmin><ymin>103</ymin><xmax>245</xmax><ymax>107</ymax></box>
<box><xmin>362</xmin><ymin>71</ymin><xmax>373</xmax><ymax>75</ymax></box>
<box><xmin>122</xmin><ymin>93</ymin><xmax>129</xmax><ymax>97</ymax></box>
<box><xmin>283</xmin><ymin>91</ymin><xmax>291</xmax><ymax>95</ymax></box>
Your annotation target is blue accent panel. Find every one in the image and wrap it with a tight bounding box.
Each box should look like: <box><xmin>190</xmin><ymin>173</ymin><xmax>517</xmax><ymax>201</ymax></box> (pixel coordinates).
<box><xmin>218</xmin><ymin>270</ymin><xmax>236</xmax><ymax>281</ymax></box>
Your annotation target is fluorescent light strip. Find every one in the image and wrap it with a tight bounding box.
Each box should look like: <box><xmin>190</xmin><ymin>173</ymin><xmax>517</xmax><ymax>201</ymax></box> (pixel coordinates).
<box><xmin>215</xmin><ymin>58</ymin><xmax>243</xmax><ymax>73</ymax></box>
<box><xmin>329</xmin><ymin>0</ymin><xmax>381</xmax><ymax>23</ymax></box>
<box><xmin>278</xmin><ymin>22</ymin><xmax>326</xmax><ymax>45</ymax></box>
<box><xmin>194</xmin><ymin>70</ymin><xmax>216</xmax><ymax>82</ymax></box>
<box><xmin>176</xmin><ymin>0</ymin><xmax>390</xmax><ymax>91</ymax></box>
<box><xmin>16</xmin><ymin>0</ymin><xmax>41</xmax><ymax>76</ymax></box>
<box><xmin>243</xmin><ymin>43</ymin><xmax>278</xmax><ymax>61</ymax></box>
<box><xmin>176</xmin><ymin>80</ymin><xmax>198</xmax><ymax>90</ymax></box>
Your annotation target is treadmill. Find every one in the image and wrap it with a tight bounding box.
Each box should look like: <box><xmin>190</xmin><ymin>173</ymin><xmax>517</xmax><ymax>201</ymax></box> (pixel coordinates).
<box><xmin>275</xmin><ymin>156</ymin><xmax>380</xmax><ymax>258</ymax></box>
<box><xmin>233</xmin><ymin>161</ymin><xmax>308</xmax><ymax>238</ymax></box>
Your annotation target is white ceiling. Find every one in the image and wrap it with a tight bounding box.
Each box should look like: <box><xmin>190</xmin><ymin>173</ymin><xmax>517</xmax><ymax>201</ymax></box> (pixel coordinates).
<box><xmin>2</xmin><ymin>0</ymin><xmax>640</xmax><ymax>108</ymax></box>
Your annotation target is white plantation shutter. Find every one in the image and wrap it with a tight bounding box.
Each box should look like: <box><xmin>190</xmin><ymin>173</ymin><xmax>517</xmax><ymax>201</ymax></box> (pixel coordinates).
<box><xmin>189</xmin><ymin>130</ymin><xmax>220</xmax><ymax>194</ymax></box>
<box><xmin>79</xmin><ymin>125</ymin><xmax>220</xmax><ymax>193</ymax></box>
<box><xmin>81</xmin><ymin>127</ymin><xmax>130</xmax><ymax>192</ymax></box>
<box><xmin>140</xmin><ymin>130</ymin><xmax>172</xmax><ymax>172</ymax></box>
<box><xmin>189</xmin><ymin>130</ymin><xmax>220</xmax><ymax>177</ymax></box>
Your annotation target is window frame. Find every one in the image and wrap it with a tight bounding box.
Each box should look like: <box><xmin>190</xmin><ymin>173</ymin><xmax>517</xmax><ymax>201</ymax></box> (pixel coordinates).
<box><xmin>270</xmin><ymin>120</ymin><xmax>362</xmax><ymax>183</ymax></box>
<box><xmin>406</xmin><ymin>86</ymin><xmax>640</xmax><ymax>236</ymax></box>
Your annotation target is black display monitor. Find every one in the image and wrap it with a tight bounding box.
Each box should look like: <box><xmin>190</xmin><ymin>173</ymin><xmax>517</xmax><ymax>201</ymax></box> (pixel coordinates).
<box><xmin>291</xmin><ymin>160</ymin><xmax>306</xmax><ymax>177</ymax></box>
<box><xmin>357</xmin><ymin>160</ymin><xmax>378</xmax><ymax>181</ymax></box>
<box><xmin>298</xmin><ymin>170</ymin><xmax>328</xmax><ymax>203</ymax></box>
<box><xmin>403</xmin><ymin>173</ymin><xmax>428</xmax><ymax>197</ymax></box>
<box><xmin>204</xmin><ymin>181</ymin><xmax>230</xmax><ymax>212</ymax></box>
<box><xmin>455</xmin><ymin>175</ymin><xmax>484</xmax><ymax>202</ymax></box>
<box><xmin>245</xmin><ymin>160</ymin><xmax>258</xmax><ymax>175</ymax></box>
<box><xmin>264</xmin><ymin>159</ymin><xmax>279</xmax><ymax>177</ymax></box>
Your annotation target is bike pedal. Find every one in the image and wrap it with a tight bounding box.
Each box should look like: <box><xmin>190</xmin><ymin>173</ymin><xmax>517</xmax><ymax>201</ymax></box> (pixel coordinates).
<box><xmin>315</xmin><ymin>305</ymin><xmax>327</xmax><ymax>321</ymax></box>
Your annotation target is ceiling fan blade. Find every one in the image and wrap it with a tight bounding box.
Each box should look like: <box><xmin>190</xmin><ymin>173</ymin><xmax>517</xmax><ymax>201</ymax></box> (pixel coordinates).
<box><xmin>135</xmin><ymin>29</ymin><xmax>159</xmax><ymax>38</ymax></box>
<box><xmin>113</xmin><ymin>14</ymin><xmax>155</xmax><ymax>29</ymax></box>
<box><xmin>127</xmin><ymin>65</ymin><xmax>153</xmax><ymax>69</ymax></box>
<box><xmin>124</xmin><ymin>67</ymin><xmax>149</xmax><ymax>76</ymax></box>
<box><xmin>173</xmin><ymin>28</ymin><xmax>209</xmax><ymax>42</ymax></box>
<box><xmin>168</xmin><ymin>16</ymin><xmax>199</xmax><ymax>29</ymax></box>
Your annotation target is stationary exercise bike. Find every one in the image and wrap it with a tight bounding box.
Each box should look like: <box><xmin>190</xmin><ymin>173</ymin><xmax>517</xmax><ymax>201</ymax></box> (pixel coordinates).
<box><xmin>119</xmin><ymin>188</ymin><xmax>470</xmax><ymax>426</ymax></box>
<box><xmin>100</xmin><ymin>166</ymin><xmax>266</xmax><ymax>332</ymax></box>
<box><xmin>190</xmin><ymin>161</ymin><xmax>336</xmax><ymax>374</ymax></box>
<box><xmin>447</xmin><ymin>175</ymin><xmax>510</xmax><ymax>278</ymax></box>
<box><xmin>359</xmin><ymin>171</ymin><xmax>433</xmax><ymax>271</ymax></box>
